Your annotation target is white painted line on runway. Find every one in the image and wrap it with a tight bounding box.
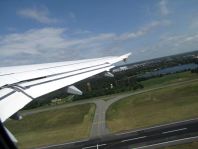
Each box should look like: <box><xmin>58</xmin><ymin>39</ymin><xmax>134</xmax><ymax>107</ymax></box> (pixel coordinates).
<box><xmin>134</xmin><ymin>136</ymin><xmax>198</xmax><ymax>149</ymax></box>
<box><xmin>82</xmin><ymin>143</ymin><xmax>106</xmax><ymax>149</ymax></box>
<box><xmin>116</xmin><ymin>117</ymin><xmax>198</xmax><ymax>136</ymax></box>
<box><xmin>116</xmin><ymin>131</ymin><xmax>132</xmax><ymax>135</ymax></box>
<box><xmin>121</xmin><ymin>136</ymin><xmax>147</xmax><ymax>142</ymax></box>
<box><xmin>162</xmin><ymin>128</ymin><xmax>187</xmax><ymax>134</ymax></box>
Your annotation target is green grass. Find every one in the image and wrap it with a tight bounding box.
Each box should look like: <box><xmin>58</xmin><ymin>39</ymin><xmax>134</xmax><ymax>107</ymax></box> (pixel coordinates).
<box><xmin>100</xmin><ymin>72</ymin><xmax>198</xmax><ymax>101</ymax></box>
<box><xmin>5</xmin><ymin>104</ymin><xmax>95</xmax><ymax>149</ymax></box>
<box><xmin>106</xmin><ymin>80</ymin><xmax>198</xmax><ymax>133</ymax></box>
<box><xmin>141</xmin><ymin>71</ymin><xmax>198</xmax><ymax>88</ymax></box>
<box><xmin>163</xmin><ymin>141</ymin><xmax>198</xmax><ymax>149</ymax></box>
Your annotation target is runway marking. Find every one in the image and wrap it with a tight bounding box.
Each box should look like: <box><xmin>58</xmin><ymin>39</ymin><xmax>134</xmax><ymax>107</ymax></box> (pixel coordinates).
<box><xmin>115</xmin><ymin>117</ymin><xmax>198</xmax><ymax>136</ymax></box>
<box><xmin>82</xmin><ymin>143</ymin><xmax>106</xmax><ymax>149</ymax></box>
<box><xmin>162</xmin><ymin>128</ymin><xmax>187</xmax><ymax>134</ymax></box>
<box><xmin>134</xmin><ymin>136</ymin><xmax>198</xmax><ymax>149</ymax></box>
<box><xmin>121</xmin><ymin>136</ymin><xmax>147</xmax><ymax>142</ymax></box>
<box><xmin>116</xmin><ymin>131</ymin><xmax>133</xmax><ymax>135</ymax></box>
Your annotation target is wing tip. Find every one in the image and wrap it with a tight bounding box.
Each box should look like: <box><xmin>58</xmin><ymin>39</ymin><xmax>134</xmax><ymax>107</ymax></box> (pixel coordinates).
<box><xmin>120</xmin><ymin>52</ymin><xmax>132</xmax><ymax>62</ymax></box>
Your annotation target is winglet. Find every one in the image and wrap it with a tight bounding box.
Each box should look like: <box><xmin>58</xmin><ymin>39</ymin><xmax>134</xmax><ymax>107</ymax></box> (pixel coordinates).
<box><xmin>120</xmin><ymin>53</ymin><xmax>131</xmax><ymax>62</ymax></box>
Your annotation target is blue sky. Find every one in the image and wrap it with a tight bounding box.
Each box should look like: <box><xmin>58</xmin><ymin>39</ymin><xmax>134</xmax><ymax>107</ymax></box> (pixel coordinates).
<box><xmin>0</xmin><ymin>0</ymin><xmax>198</xmax><ymax>66</ymax></box>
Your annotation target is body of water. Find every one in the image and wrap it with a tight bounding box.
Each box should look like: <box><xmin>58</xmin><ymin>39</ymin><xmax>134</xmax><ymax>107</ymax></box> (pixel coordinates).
<box><xmin>141</xmin><ymin>63</ymin><xmax>198</xmax><ymax>78</ymax></box>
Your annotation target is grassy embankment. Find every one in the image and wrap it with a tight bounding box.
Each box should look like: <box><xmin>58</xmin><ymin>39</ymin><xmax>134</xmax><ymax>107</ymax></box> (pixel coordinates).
<box><xmin>164</xmin><ymin>141</ymin><xmax>198</xmax><ymax>149</ymax></box>
<box><xmin>106</xmin><ymin>79</ymin><xmax>198</xmax><ymax>133</ymax></box>
<box><xmin>5</xmin><ymin>104</ymin><xmax>95</xmax><ymax>149</ymax></box>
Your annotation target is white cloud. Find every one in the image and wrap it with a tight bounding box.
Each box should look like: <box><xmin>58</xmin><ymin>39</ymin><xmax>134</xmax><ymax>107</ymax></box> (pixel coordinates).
<box><xmin>141</xmin><ymin>33</ymin><xmax>198</xmax><ymax>56</ymax></box>
<box><xmin>164</xmin><ymin>34</ymin><xmax>198</xmax><ymax>47</ymax></box>
<box><xmin>0</xmin><ymin>20</ymin><xmax>172</xmax><ymax>66</ymax></box>
<box><xmin>159</xmin><ymin>0</ymin><xmax>170</xmax><ymax>16</ymax></box>
<box><xmin>0</xmin><ymin>20</ymin><xmax>170</xmax><ymax>56</ymax></box>
<box><xmin>0</xmin><ymin>27</ymin><xmax>117</xmax><ymax>64</ymax></box>
<box><xmin>17</xmin><ymin>7</ymin><xmax>58</xmax><ymax>24</ymax></box>
<box><xmin>0</xmin><ymin>28</ymin><xmax>65</xmax><ymax>56</ymax></box>
<box><xmin>118</xmin><ymin>20</ymin><xmax>171</xmax><ymax>40</ymax></box>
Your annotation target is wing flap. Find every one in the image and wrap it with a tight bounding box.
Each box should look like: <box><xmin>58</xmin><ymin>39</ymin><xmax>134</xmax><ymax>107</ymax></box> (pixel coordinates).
<box><xmin>0</xmin><ymin>88</ymin><xmax>32</xmax><ymax>122</ymax></box>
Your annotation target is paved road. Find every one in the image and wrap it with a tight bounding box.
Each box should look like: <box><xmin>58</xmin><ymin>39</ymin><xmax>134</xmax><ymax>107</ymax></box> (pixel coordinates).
<box><xmin>90</xmin><ymin>100</ymin><xmax>109</xmax><ymax>137</ymax></box>
<box><xmin>32</xmin><ymin>79</ymin><xmax>198</xmax><ymax>148</ymax></box>
<box><xmin>21</xmin><ymin>78</ymin><xmax>198</xmax><ymax>138</ymax></box>
<box><xmin>89</xmin><ymin>78</ymin><xmax>198</xmax><ymax>138</ymax></box>
<box><xmin>37</xmin><ymin>118</ymin><xmax>198</xmax><ymax>149</ymax></box>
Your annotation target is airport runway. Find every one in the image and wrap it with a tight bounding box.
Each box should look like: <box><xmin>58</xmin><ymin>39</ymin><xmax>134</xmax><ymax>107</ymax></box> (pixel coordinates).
<box><xmin>38</xmin><ymin>118</ymin><xmax>198</xmax><ymax>149</ymax></box>
<box><xmin>23</xmin><ymin>79</ymin><xmax>198</xmax><ymax>149</ymax></box>
<box><xmin>23</xmin><ymin>79</ymin><xmax>198</xmax><ymax>138</ymax></box>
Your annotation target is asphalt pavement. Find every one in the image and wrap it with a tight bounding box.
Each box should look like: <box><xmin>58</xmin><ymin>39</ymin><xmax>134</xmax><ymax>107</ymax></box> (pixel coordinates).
<box><xmin>21</xmin><ymin>79</ymin><xmax>198</xmax><ymax>149</ymax></box>
<box><xmin>37</xmin><ymin>118</ymin><xmax>198</xmax><ymax>149</ymax></box>
<box><xmin>22</xmin><ymin>78</ymin><xmax>198</xmax><ymax>138</ymax></box>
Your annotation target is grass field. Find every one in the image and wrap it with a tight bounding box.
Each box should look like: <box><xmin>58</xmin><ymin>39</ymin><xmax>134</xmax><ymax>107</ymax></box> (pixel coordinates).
<box><xmin>106</xmin><ymin>80</ymin><xmax>198</xmax><ymax>133</ymax></box>
<box><xmin>101</xmin><ymin>72</ymin><xmax>198</xmax><ymax>101</ymax></box>
<box><xmin>141</xmin><ymin>71</ymin><xmax>198</xmax><ymax>88</ymax></box>
<box><xmin>164</xmin><ymin>141</ymin><xmax>198</xmax><ymax>149</ymax></box>
<box><xmin>5</xmin><ymin>104</ymin><xmax>95</xmax><ymax>149</ymax></box>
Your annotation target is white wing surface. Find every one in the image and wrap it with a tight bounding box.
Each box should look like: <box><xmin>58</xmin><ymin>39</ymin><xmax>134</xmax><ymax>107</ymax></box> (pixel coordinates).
<box><xmin>0</xmin><ymin>53</ymin><xmax>131</xmax><ymax>122</ymax></box>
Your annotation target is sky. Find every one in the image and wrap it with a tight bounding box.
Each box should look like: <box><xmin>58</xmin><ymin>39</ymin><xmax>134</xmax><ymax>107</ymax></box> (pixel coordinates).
<box><xmin>0</xmin><ymin>0</ymin><xmax>198</xmax><ymax>66</ymax></box>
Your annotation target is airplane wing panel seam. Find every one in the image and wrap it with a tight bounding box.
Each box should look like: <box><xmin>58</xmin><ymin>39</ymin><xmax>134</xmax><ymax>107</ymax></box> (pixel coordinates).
<box><xmin>0</xmin><ymin>57</ymin><xmax>114</xmax><ymax>76</ymax></box>
<box><xmin>35</xmin><ymin>58</ymin><xmax>112</xmax><ymax>71</ymax></box>
<box><xmin>1</xmin><ymin>85</ymin><xmax>34</xmax><ymax>100</ymax></box>
<box><xmin>0</xmin><ymin>91</ymin><xmax>16</xmax><ymax>101</ymax></box>
<box><xmin>24</xmin><ymin>65</ymin><xmax>113</xmax><ymax>89</ymax></box>
<box><xmin>0</xmin><ymin>63</ymin><xmax>111</xmax><ymax>88</ymax></box>
<box><xmin>17</xmin><ymin>63</ymin><xmax>109</xmax><ymax>84</ymax></box>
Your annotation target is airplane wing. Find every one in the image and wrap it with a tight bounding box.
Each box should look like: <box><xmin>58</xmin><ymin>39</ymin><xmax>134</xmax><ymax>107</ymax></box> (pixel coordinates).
<box><xmin>0</xmin><ymin>53</ymin><xmax>131</xmax><ymax>123</ymax></box>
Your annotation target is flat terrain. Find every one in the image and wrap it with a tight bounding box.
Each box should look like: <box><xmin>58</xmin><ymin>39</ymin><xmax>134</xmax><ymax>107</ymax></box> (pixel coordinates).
<box><xmin>164</xmin><ymin>141</ymin><xmax>198</xmax><ymax>149</ymax></box>
<box><xmin>106</xmin><ymin>80</ymin><xmax>198</xmax><ymax>133</ymax></box>
<box><xmin>5</xmin><ymin>104</ymin><xmax>95</xmax><ymax>149</ymax></box>
<box><xmin>100</xmin><ymin>71</ymin><xmax>198</xmax><ymax>101</ymax></box>
<box><xmin>142</xmin><ymin>71</ymin><xmax>198</xmax><ymax>88</ymax></box>
<box><xmin>4</xmin><ymin>72</ymin><xmax>197</xmax><ymax>148</ymax></box>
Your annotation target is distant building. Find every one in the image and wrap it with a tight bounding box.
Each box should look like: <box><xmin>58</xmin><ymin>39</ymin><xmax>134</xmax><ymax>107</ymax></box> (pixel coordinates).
<box><xmin>192</xmin><ymin>55</ymin><xmax>198</xmax><ymax>59</ymax></box>
<box><xmin>112</xmin><ymin>66</ymin><xmax>128</xmax><ymax>72</ymax></box>
<box><xmin>51</xmin><ymin>98</ymin><xmax>63</xmax><ymax>105</ymax></box>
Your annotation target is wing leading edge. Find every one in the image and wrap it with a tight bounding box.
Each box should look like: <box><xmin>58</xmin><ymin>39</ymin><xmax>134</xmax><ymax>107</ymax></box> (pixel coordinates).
<box><xmin>0</xmin><ymin>53</ymin><xmax>131</xmax><ymax>123</ymax></box>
